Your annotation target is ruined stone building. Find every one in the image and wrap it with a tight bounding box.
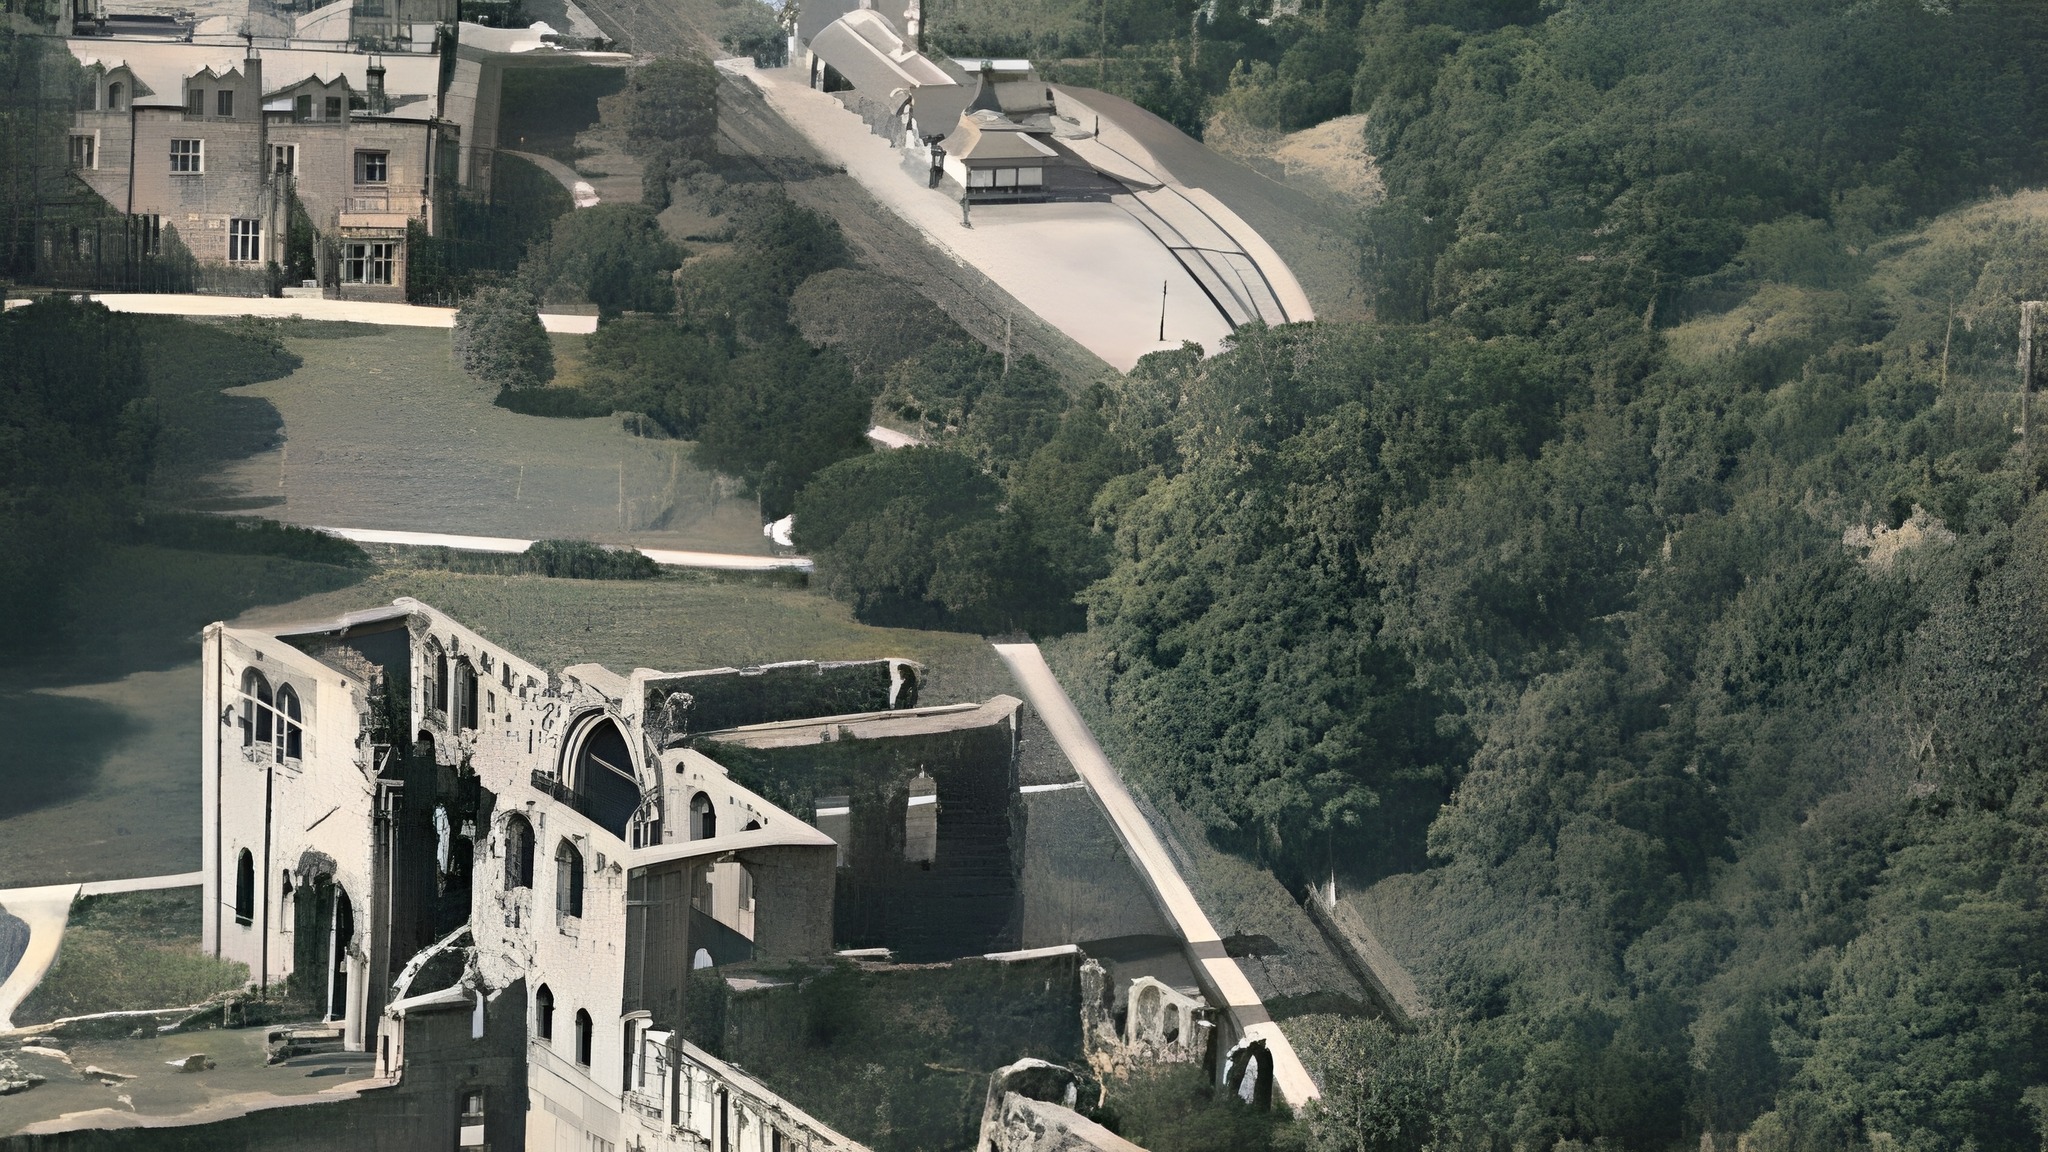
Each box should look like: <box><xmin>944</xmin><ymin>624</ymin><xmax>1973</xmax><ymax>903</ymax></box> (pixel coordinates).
<box><xmin>199</xmin><ymin>598</ymin><xmax>1121</xmax><ymax>1151</ymax></box>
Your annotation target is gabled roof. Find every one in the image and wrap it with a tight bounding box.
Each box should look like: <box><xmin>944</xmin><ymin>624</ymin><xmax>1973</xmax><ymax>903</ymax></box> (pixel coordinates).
<box><xmin>939</xmin><ymin>109</ymin><xmax>1058</xmax><ymax>162</ymax></box>
<box><xmin>66</xmin><ymin>39</ymin><xmax>441</xmax><ymax>112</ymax></box>
<box><xmin>809</xmin><ymin>9</ymin><xmax>954</xmax><ymax>104</ymax></box>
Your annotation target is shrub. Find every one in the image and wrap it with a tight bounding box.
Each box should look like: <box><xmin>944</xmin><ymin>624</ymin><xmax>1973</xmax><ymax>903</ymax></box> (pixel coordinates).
<box><xmin>453</xmin><ymin>284</ymin><xmax>555</xmax><ymax>390</ymax></box>
<box><xmin>522</xmin><ymin>538</ymin><xmax>659</xmax><ymax>579</ymax></box>
<box><xmin>494</xmin><ymin>386</ymin><xmax>613</xmax><ymax>418</ymax></box>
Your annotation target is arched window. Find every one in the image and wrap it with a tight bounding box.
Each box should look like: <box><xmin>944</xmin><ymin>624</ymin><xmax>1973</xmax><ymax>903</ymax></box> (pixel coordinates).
<box><xmin>276</xmin><ymin>684</ymin><xmax>303</xmax><ymax>761</ymax></box>
<box><xmin>573</xmin><ymin>1009</ymin><xmax>593</xmax><ymax>1067</ymax></box>
<box><xmin>1163</xmin><ymin>1003</ymin><xmax>1180</xmax><ymax>1044</ymax></box>
<box><xmin>503</xmin><ymin>814</ymin><xmax>535</xmax><ymax>890</ymax></box>
<box><xmin>107</xmin><ymin>81</ymin><xmax>124</xmax><ymax>110</ymax></box>
<box><xmin>1134</xmin><ymin>984</ymin><xmax>1161</xmax><ymax>1043</ymax></box>
<box><xmin>234</xmin><ymin>848</ymin><xmax>255</xmax><ymax>925</ymax></box>
<box><xmin>431</xmin><ymin>650</ymin><xmax>449</xmax><ymax>715</ymax></box>
<box><xmin>690</xmin><ymin>792</ymin><xmax>716</xmax><ymax>841</ymax></box>
<box><xmin>571</xmin><ymin>718</ymin><xmax>640</xmax><ymax>838</ymax></box>
<box><xmin>904</xmin><ymin>771</ymin><xmax>938</xmax><ymax>866</ymax></box>
<box><xmin>456</xmin><ymin>659</ymin><xmax>479</xmax><ymax>730</ymax></box>
<box><xmin>555</xmin><ymin>840</ymin><xmax>583</xmax><ymax>918</ymax></box>
<box><xmin>534</xmin><ymin>984</ymin><xmax>554</xmax><ymax>1040</ymax></box>
<box><xmin>241</xmin><ymin>668</ymin><xmax>273</xmax><ymax>748</ymax></box>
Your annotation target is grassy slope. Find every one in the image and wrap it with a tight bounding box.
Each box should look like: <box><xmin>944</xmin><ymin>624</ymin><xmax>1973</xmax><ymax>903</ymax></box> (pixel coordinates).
<box><xmin>207</xmin><ymin>323</ymin><xmax>766</xmax><ymax>553</ymax></box>
<box><xmin>10</xmin><ymin>889</ymin><xmax>247</xmax><ymax>1026</ymax></box>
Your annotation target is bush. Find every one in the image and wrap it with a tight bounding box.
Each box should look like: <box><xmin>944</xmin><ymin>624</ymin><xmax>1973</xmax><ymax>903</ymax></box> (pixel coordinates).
<box><xmin>494</xmin><ymin>386</ymin><xmax>613</xmax><ymax>418</ymax></box>
<box><xmin>132</xmin><ymin>512</ymin><xmax>372</xmax><ymax>568</ymax></box>
<box><xmin>453</xmin><ymin>285</ymin><xmax>555</xmax><ymax>390</ymax></box>
<box><xmin>522</xmin><ymin>538</ymin><xmax>659</xmax><ymax>579</ymax></box>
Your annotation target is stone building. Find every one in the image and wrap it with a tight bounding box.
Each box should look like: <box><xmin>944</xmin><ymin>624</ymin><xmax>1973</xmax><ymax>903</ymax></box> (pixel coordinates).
<box><xmin>63</xmin><ymin>42</ymin><xmax>445</xmax><ymax>297</ymax></box>
<box><xmin>198</xmin><ymin>598</ymin><xmax>1033</xmax><ymax>1150</ymax></box>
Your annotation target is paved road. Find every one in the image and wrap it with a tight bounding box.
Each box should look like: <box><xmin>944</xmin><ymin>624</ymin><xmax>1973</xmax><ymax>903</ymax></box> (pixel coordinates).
<box><xmin>992</xmin><ymin>643</ymin><xmax>1320</xmax><ymax>1107</ymax></box>
<box><xmin>68</xmin><ymin>294</ymin><xmax>599</xmax><ymax>333</ymax></box>
<box><xmin>317</xmin><ymin>525</ymin><xmax>813</xmax><ymax>572</ymax></box>
<box><xmin>0</xmin><ymin>871</ymin><xmax>203</xmax><ymax>1031</ymax></box>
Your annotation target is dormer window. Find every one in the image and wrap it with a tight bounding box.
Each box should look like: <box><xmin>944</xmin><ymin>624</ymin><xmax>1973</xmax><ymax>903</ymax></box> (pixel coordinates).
<box><xmin>186</xmin><ymin>89</ymin><xmax>203</xmax><ymax>117</ymax></box>
<box><xmin>107</xmin><ymin>81</ymin><xmax>123</xmax><ymax>110</ymax></box>
<box><xmin>295</xmin><ymin>94</ymin><xmax>311</xmax><ymax>121</ymax></box>
<box><xmin>216</xmin><ymin>89</ymin><xmax>234</xmax><ymax>118</ymax></box>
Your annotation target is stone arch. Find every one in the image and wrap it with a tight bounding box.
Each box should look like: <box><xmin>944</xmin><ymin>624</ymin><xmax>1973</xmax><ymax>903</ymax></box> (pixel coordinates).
<box><xmin>1134</xmin><ymin>983</ymin><xmax>1162</xmax><ymax>1043</ymax></box>
<box><xmin>690</xmin><ymin>791</ymin><xmax>716</xmax><ymax>841</ymax></box>
<box><xmin>563</xmin><ymin>713</ymin><xmax>642</xmax><ymax>839</ymax></box>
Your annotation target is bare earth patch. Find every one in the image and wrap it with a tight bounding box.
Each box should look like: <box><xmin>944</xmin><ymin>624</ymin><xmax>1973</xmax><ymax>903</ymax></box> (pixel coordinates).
<box><xmin>1206</xmin><ymin>112</ymin><xmax>1384</xmax><ymax>208</ymax></box>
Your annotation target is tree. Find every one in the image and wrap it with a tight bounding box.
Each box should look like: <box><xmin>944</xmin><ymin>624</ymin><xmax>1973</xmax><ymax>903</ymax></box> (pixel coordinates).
<box><xmin>522</xmin><ymin>203</ymin><xmax>684</xmax><ymax>317</ymax></box>
<box><xmin>694</xmin><ymin>337</ymin><xmax>871</xmax><ymax>518</ymax></box>
<box><xmin>620</xmin><ymin>54</ymin><xmax>719</xmax><ymax>208</ymax></box>
<box><xmin>453</xmin><ymin>285</ymin><xmax>555</xmax><ymax>390</ymax></box>
<box><xmin>718</xmin><ymin>1</ymin><xmax>788</xmax><ymax>67</ymax></box>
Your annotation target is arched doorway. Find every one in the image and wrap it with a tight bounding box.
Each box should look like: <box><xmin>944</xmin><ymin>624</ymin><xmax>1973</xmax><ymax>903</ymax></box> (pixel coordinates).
<box><xmin>328</xmin><ymin>887</ymin><xmax>353</xmax><ymax>1022</ymax></box>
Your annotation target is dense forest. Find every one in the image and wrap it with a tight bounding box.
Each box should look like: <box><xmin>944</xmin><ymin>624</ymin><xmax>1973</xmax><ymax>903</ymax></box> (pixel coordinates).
<box><xmin>970</xmin><ymin>2</ymin><xmax>2048</xmax><ymax>1150</ymax></box>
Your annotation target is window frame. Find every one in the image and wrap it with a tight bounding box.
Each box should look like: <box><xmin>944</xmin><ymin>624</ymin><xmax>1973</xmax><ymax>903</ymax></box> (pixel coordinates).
<box><xmin>355</xmin><ymin>149</ymin><xmax>389</xmax><ymax>185</ymax></box>
<box><xmin>186</xmin><ymin>88</ymin><xmax>204</xmax><ymax>117</ymax></box>
<box><xmin>272</xmin><ymin>142</ymin><xmax>297</xmax><ymax>177</ymax></box>
<box><xmin>169</xmin><ymin>138</ymin><xmax>203</xmax><ymax>174</ymax></box>
<box><xmin>68</xmin><ymin>133</ymin><xmax>96</xmax><ymax>170</ymax></box>
<box><xmin>227</xmin><ymin>217</ymin><xmax>262</xmax><ymax>264</ymax></box>
<box><xmin>216</xmin><ymin>88</ymin><xmax>234</xmax><ymax>118</ymax></box>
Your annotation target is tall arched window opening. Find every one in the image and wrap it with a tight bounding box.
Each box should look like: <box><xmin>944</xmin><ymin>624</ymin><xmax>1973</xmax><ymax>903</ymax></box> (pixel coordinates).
<box><xmin>504</xmin><ymin>814</ymin><xmax>535</xmax><ymax>890</ymax></box>
<box><xmin>534</xmin><ymin>984</ymin><xmax>554</xmax><ymax>1040</ymax></box>
<box><xmin>240</xmin><ymin>668</ymin><xmax>273</xmax><ymax>749</ymax></box>
<box><xmin>432</xmin><ymin>651</ymin><xmax>450</xmax><ymax>715</ymax></box>
<box><xmin>456</xmin><ymin>659</ymin><xmax>479</xmax><ymax>731</ymax></box>
<box><xmin>555</xmin><ymin>840</ymin><xmax>584</xmax><ymax>918</ymax></box>
<box><xmin>234</xmin><ymin>848</ymin><xmax>255</xmax><ymax>925</ymax></box>
<box><xmin>276</xmin><ymin>684</ymin><xmax>303</xmax><ymax>761</ymax></box>
<box><xmin>570</xmin><ymin>718</ymin><xmax>640</xmax><ymax>838</ymax></box>
<box><xmin>107</xmin><ymin>81</ymin><xmax>124</xmax><ymax>110</ymax></box>
<box><xmin>690</xmin><ymin>792</ymin><xmax>716</xmax><ymax>841</ymax></box>
<box><xmin>574</xmin><ymin>1009</ymin><xmax>593</xmax><ymax>1067</ymax></box>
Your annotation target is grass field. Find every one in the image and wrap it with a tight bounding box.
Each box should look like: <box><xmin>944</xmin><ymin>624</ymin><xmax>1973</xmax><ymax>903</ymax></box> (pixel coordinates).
<box><xmin>9</xmin><ymin>889</ymin><xmax>247</xmax><ymax>1027</ymax></box>
<box><xmin>210</xmin><ymin>324</ymin><xmax>767</xmax><ymax>552</ymax></box>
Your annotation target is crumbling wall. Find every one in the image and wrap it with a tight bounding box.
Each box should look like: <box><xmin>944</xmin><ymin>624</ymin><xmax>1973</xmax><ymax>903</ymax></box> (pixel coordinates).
<box><xmin>984</xmin><ymin>1094</ymin><xmax>1147</xmax><ymax>1152</ymax></box>
<box><xmin>641</xmin><ymin>660</ymin><xmax>919</xmax><ymax>744</ymax></box>
<box><xmin>706</xmin><ymin>710</ymin><xmax>1023</xmax><ymax>962</ymax></box>
<box><xmin>702</xmin><ymin>952</ymin><xmax>1084</xmax><ymax>1152</ymax></box>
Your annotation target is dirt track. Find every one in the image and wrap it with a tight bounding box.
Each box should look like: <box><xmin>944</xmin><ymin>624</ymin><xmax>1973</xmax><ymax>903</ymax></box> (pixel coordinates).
<box><xmin>570</xmin><ymin>0</ymin><xmax>1115</xmax><ymax>384</ymax></box>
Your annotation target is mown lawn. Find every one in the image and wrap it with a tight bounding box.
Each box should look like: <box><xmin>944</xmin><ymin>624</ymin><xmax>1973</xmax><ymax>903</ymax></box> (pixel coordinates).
<box><xmin>209</xmin><ymin>324</ymin><xmax>766</xmax><ymax>553</ymax></box>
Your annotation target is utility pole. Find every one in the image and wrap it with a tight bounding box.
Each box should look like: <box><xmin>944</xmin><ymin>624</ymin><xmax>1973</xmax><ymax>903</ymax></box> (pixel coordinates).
<box><xmin>1158</xmin><ymin>280</ymin><xmax>1167</xmax><ymax>342</ymax></box>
